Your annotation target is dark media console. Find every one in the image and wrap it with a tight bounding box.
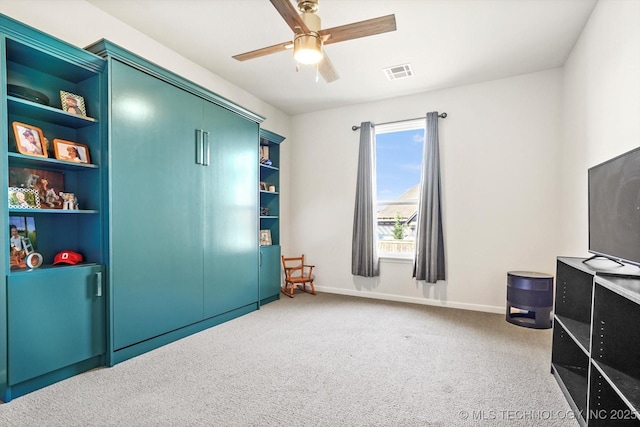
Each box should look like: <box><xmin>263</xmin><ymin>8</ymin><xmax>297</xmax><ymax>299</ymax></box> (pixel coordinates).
<box><xmin>552</xmin><ymin>257</ymin><xmax>640</xmax><ymax>426</ymax></box>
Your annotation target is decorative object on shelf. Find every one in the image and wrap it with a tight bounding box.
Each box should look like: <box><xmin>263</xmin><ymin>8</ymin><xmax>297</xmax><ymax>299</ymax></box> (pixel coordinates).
<box><xmin>60</xmin><ymin>192</ymin><xmax>78</xmax><ymax>210</ymax></box>
<box><xmin>12</xmin><ymin>121</ymin><xmax>47</xmax><ymax>157</ymax></box>
<box><xmin>52</xmin><ymin>249</ymin><xmax>83</xmax><ymax>265</ymax></box>
<box><xmin>8</xmin><ymin>187</ymin><xmax>40</xmax><ymax>209</ymax></box>
<box><xmin>260</xmin><ymin>145</ymin><xmax>269</xmax><ymax>161</ymax></box>
<box><xmin>260</xmin><ymin>206</ymin><xmax>269</xmax><ymax>216</ymax></box>
<box><xmin>43</xmin><ymin>137</ymin><xmax>51</xmax><ymax>156</ymax></box>
<box><xmin>9</xmin><ymin>167</ymin><xmax>65</xmax><ymax>209</ymax></box>
<box><xmin>9</xmin><ymin>216</ymin><xmax>37</xmax><ymax>270</ymax></box>
<box><xmin>53</xmin><ymin>139</ymin><xmax>91</xmax><ymax>164</ymax></box>
<box><xmin>7</xmin><ymin>84</ymin><xmax>49</xmax><ymax>105</ymax></box>
<box><xmin>259</xmin><ymin>181</ymin><xmax>268</xmax><ymax>191</ymax></box>
<box><xmin>260</xmin><ymin>229</ymin><xmax>272</xmax><ymax>246</ymax></box>
<box><xmin>268</xmin><ymin>185</ymin><xmax>276</xmax><ymax>192</ymax></box>
<box><xmin>25</xmin><ymin>252</ymin><xmax>43</xmax><ymax>269</ymax></box>
<box><xmin>259</xmin><ymin>145</ymin><xmax>272</xmax><ymax>165</ymax></box>
<box><xmin>60</xmin><ymin>90</ymin><xmax>87</xmax><ymax>116</ymax></box>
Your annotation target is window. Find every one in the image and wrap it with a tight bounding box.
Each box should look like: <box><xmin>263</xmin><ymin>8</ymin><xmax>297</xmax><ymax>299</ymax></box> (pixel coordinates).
<box><xmin>375</xmin><ymin>119</ymin><xmax>425</xmax><ymax>258</ymax></box>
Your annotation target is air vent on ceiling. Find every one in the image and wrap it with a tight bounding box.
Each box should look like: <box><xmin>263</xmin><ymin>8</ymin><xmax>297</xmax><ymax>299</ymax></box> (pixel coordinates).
<box><xmin>383</xmin><ymin>64</ymin><xmax>413</xmax><ymax>81</ymax></box>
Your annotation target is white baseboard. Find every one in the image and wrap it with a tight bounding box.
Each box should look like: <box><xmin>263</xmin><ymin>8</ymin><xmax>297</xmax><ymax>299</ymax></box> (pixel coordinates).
<box><xmin>314</xmin><ymin>286</ymin><xmax>505</xmax><ymax>314</ymax></box>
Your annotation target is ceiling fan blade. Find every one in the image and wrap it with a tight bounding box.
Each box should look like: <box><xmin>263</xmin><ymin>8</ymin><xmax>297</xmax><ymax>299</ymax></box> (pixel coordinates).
<box><xmin>320</xmin><ymin>14</ymin><xmax>397</xmax><ymax>45</ymax></box>
<box><xmin>270</xmin><ymin>0</ymin><xmax>310</xmax><ymax>34</ymax></box>
<box><xmin>232</xmin><ymin>41</ymin><xmax>292</xmax><ymax>61</ymax></box>
<box><xmin>318</xmin><ymin>52</ymin><xmax>339</xmax><ymax>83</ymax></box>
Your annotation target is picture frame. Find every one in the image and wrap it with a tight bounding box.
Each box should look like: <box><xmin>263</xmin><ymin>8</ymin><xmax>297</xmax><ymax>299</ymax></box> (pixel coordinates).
<box><xmin>60</xmin><ymin>90</ymin><xmax>87</xmax><ymax>116</ymax></box>
<box><xmin>9</xmin><ymin>216</ymin><xmax>38</xmax><ymax>250</ymax></box>
<box><xmin>8</xmin><ymin>187</ymin><xmax>41</xmax><ymax>209</ymax></box>
<box><xmin>25</xmin><ymin>252</ymin><xmax>43</xmax><ymax>269</ymax></box>
<box><xmin>259</xmin><ymin>229</ymin><xmax>272</xmax><ymax>246</ymax></box>
<box><xmin>9</xmin><ymin>167</ymin><xmax>65</xmax><ymax>209</ymax></box>
<box><xmin>9</xmin><ymin>216</ymin><xmax>38</xmax><ymax>270</ymax></box>
<box><xmin>53</xmin><ymin>139</ymin><xmax>91</xmax><ymax>164</ymax></box>
<box><xmin>12</xmin><ymin>122</ymin><xmax>47</xmax><ymax>158</ymax></box>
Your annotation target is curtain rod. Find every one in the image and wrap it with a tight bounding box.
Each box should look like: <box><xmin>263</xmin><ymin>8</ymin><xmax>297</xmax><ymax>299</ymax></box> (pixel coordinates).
<box><xmin>351</xmin><ymin>113</ymin><xmax>447</xmax><ymax>131</ymax></box>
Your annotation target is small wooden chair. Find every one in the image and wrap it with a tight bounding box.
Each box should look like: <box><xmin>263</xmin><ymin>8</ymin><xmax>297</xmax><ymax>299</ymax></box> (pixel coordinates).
<box><xmin>281</xmin><ymin>254</ymin><xmax>316</xmax><ymax>298</ymax></box>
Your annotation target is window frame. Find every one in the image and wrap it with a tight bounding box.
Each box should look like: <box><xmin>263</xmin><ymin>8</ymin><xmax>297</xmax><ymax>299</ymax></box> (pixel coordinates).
<box><xmin>374</xmin><ymin>119</ymin><xmax>425</xmax><ymax>260</ymax></box>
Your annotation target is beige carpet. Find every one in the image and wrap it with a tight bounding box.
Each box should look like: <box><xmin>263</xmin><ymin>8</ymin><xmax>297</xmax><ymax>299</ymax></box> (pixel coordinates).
<box><xmin>0</xmin><ymin>292</ymin><xmax>577</xmax><ymax>426</ymax></box>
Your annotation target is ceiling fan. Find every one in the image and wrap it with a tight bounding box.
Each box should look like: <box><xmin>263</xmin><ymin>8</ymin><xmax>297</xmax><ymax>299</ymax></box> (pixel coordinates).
<box><xmin>232</xmin><ymin>0</ymin><xmax>397</xmax><ymax>83</ymax></box>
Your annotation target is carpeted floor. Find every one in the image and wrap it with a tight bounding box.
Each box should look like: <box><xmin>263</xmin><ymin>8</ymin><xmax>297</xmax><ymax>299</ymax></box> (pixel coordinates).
<box><xmin>0</xmin><ymin>292</ymin><xmax>577</xmax><ymax>426</ymax></box>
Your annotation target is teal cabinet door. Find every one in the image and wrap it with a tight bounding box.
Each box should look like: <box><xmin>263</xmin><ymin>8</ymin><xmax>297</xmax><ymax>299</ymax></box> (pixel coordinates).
<box><xmin>8</xmin><ymin>265</ymin><xmax>105</xmax><ymax>385</ymax></box>
<box><xmin>202</xmin><ymin>101</ymin><xmax>259</xmax><ymax>318</ymax></box>
<box><xmin>110</xmin><ymin>60</ymin><xmax>205</xmax><ymax>349</ymax></box>
<box><xmin>260</xmin><ymin>245</ymin><xmax>281</xmax><ymax>303</ymax></box>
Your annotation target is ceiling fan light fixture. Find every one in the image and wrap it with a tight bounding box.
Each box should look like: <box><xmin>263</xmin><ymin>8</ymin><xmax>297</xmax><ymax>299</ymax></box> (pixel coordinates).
<box><xmin>293</xmin><ymin>33</ymin><xmax>323</xmax><ymax>65</ymax></box>
<box><xmin>232</xmin><ymin>0</ymin><xmax>397</xmax><ymax>84</ymax></box>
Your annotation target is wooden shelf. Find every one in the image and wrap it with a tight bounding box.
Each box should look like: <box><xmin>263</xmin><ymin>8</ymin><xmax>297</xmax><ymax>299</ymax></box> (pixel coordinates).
<box><xmin>8</xmin><ymin>97</ymin><xmax>97</xmax><ymax>127</ymax></box>
<box><xmin>593</xmin><ymin>361</ymin><xmax>640</xmax><ymax>414</ymax></box>
<box><xmin>259</xmin><ymin>163</ymin><xmax>279</xmax><ymax>171</ymax></box>
<box><xmin>555</xmin><ymin>315</ymin><xmax>590</xmax><ymax>353</ymax></box>
<box><xmin>8</xmin><ymin>152</ymin><xmax>98</xmax><ymax>170</ymax></box>
<box><xmin>9</xmin><ymin>208</ymin><xmax>98</xmax><ymax>214</ymax></box>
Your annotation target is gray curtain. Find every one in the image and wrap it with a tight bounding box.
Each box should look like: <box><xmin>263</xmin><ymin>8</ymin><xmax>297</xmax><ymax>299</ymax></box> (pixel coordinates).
<box><xmin>413</xmin><ymin>112</ymin><xmax>446</xmax><ymax>282</ymax></box>
<box><xmin>352</xmin><ymin>122</ymin><xmax>379</xmax><ymax>277</ymax></box>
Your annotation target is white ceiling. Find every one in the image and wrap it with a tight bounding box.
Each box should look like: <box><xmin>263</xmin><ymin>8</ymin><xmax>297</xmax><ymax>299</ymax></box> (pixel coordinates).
<box><xmin>85</xmin><ymin>0</ymin><xmax>597</xmax><ymax>116</ymax></box>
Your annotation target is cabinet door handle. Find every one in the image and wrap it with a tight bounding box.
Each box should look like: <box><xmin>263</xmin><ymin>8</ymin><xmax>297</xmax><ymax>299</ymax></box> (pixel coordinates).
<box><xmin>260</xmin><ymin>251</ymin><xmax>262</xmax><ymax>267</ymax></box>
<box><xmin>95</xmin><ymin>271</ymin><xmax>103</xmax><ymax>297</ymax></box>
<box><xmin>195</xmin><ymin>129</ymin><xmax>204</xmax><ymax>165</ymax></box>
<box><xmin>203</xmin><ymin>131</ymin><xmax>211</xmax><ymax>166</ymax></box>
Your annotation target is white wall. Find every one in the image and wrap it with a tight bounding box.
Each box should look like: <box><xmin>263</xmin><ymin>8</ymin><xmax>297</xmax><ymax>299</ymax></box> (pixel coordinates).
<box><xmin>289</xmin><ymin>69</ymin><xmax>563</xmax><ymax>313</ymax></box>
<box><xmin>560</xmin><ymin>0</ymin><xmax>640</xmax><ymax>257</ymax></box>
<box><xmin>6</xmin><ymin>0</ymin><xmax>637</xmax><ymax>314</ymax></box>
<box><xmin>0</xmin><ymin>0</ymin><xmax>293</xmax><ymax>248</ymax></box>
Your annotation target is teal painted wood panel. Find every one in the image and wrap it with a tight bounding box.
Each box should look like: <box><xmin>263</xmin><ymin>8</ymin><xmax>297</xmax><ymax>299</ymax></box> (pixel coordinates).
<box><xmin>202</xmin><ymin>101</ymin><xmax>259</xmax><ymax>318</ymax></box>
<box><xmin>7</xmin><ymin>265</ymin><xmax>105</xmax><ymax>385</ymax></box>
<box><xmin>260</xmin><ymin>245</ymin><xmax>281</xmax><ymax>302</ymax></box>
<box><xmin>110</xmin><ymin>60</ymin><xmax>204</xmax><ymax>349</ymax></box>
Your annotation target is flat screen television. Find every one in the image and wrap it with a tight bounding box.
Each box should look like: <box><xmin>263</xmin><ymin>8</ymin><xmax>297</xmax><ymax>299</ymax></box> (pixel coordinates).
<box><xmin>588</xmin><ymin>146</ymin><xmax>640</xmax><ymax>267</ymax></box>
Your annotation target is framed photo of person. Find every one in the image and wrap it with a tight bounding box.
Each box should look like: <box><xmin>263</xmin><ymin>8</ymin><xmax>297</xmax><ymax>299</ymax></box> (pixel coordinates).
<box><xmin>9</xmin><ymin>216</ymin><xmax>38</xmax><ymax>270</ymax></box>
<box><xmin>8</xmin><ymin>187</ymin><xmax>41</xmax><ymax>209</ymax></box>
<box><xmin>60</xmin><ymin>90</ymin><xmax>87</xmax><ymax>116</ymax></box>
<box><xmin>53</xmin><ymin>139</ymin><xmax>91</xmax><ymax>164</ymax></box>
<box><xmin>259</xmin><ymin>229</ymin><xmax>272</xmax><ymax>246</ymax></box>
<box><xmin>9</xmin><ymin>167</ymin><xmax>65</xmax><ymax>209</ymax></box>
<box><xmin>12</xmin><ymin>122</ymin><xmax>47</xmax><ymax>158</ymax></box>
<box><xmin>25</xmin><ymin>252</ymin><xmax>43</xmax><ymax>269</ymax></box>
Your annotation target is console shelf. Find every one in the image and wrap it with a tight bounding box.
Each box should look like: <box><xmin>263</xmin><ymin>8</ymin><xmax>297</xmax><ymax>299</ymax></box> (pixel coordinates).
<box><xmin>552</xmin><ymin>257</ymin><xmax>640</xmax><ymax>426</ymax></box>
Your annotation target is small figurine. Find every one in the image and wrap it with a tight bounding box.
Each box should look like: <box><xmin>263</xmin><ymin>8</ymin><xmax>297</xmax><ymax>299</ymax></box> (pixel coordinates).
<box><xmin>60</xmin><ymin>192</ymin><xmax>78</xmax><ymax>210</ymax></box>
